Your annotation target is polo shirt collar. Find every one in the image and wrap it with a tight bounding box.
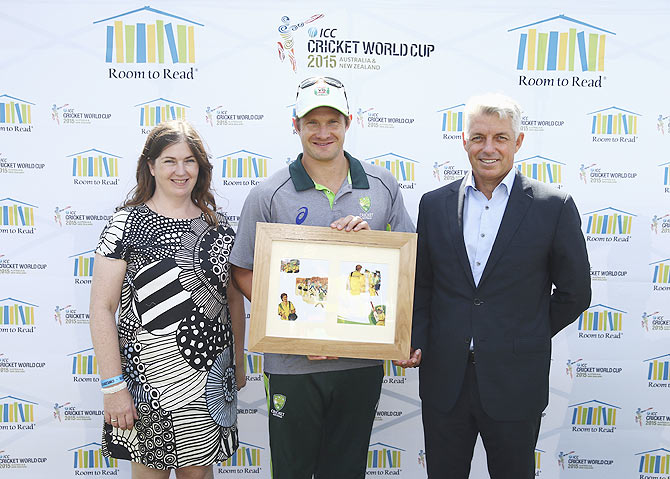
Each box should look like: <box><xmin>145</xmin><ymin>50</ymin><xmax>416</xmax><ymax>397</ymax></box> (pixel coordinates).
<box><xmin>289</xmin><ymin>151</ymin><xmax>370</xmax><ymax>191</ymax></box>
<box><xmin>346</xmin><ymin>151</ymin><xmax>370</xmax><ymax>189</ymax></box>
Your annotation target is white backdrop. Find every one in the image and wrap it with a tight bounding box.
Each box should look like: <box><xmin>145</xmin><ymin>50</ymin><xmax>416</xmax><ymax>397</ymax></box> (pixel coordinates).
<box><xmin>1</xmin><ymin>1</ymin><xmax>670</xmax><ymax>478</ymax></box>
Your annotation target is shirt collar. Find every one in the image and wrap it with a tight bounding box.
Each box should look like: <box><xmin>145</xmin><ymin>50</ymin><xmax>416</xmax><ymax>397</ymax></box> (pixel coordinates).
<box><xmin>464</xmin><ymin>167</ymin><xmax>516</xmax><ymax>196</ymax></box>
<box><xmin>289</xmin><ymin>151</ymin><xmax>370</xmax><ymax>191</ymax></box>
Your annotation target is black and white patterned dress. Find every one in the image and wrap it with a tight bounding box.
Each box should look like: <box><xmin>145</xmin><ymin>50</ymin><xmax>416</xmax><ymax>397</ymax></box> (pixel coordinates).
<box><xmin>96</xmin><ymin>204</ymin><xmax>238</xmax><ymax>469</ymax></box>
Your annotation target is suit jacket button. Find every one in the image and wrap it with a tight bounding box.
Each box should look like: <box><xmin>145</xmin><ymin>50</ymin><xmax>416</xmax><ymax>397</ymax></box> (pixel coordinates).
<box><xmin>474</xmin><ymin>298</ymin><xmax>483</xmax><ymax>306</ymax></box>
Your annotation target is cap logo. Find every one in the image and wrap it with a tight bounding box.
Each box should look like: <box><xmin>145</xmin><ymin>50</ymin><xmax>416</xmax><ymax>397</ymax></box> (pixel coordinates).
<box><xmin>314</xmin><ymin>86</ymin><xmax>330</xmax><ymax>96</ymax></box>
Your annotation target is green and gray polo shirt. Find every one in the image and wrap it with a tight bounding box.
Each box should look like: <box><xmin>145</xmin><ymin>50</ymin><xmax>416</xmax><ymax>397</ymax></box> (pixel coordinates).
<box><xmin>230</xmin><ymin>151</ymin><xmax>415</xmax><ymax>375</ymax></box>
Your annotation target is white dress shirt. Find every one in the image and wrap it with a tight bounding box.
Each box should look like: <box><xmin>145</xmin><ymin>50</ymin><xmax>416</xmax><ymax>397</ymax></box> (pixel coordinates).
<box><xmin>463</xmin><ymin>168</ymin><xmax>516</xmax><ymax>287</ymax></box>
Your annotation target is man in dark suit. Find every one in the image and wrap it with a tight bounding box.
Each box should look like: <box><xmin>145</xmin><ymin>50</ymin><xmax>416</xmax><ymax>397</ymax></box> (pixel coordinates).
<box><xmin>395</xmin><ymin>93</ymin><xmax>591</xmax><ymax>478</ymax></box>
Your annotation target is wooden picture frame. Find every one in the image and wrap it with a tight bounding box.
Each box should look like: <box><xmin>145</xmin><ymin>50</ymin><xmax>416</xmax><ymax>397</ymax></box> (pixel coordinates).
<box><xmin>248</xmin><ymin>223</ymin><xmax>417</xmax><ymax>360</ymax></box>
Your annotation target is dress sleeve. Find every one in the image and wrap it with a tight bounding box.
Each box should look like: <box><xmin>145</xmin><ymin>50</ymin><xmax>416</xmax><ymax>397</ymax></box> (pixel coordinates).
<box><xmin>95</xmin><ymin>208</ymin><xmax>131</xmax><ymax>260</ymax></box>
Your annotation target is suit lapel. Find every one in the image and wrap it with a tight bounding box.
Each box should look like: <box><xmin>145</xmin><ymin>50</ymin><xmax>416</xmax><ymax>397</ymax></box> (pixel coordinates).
<box><xmin>478</xmin><ymin>171</ymin><xmax>533</xmax><ymax>287</ymax></box>
<box><xmin>448</xmin><ymin>179</ymin><xmax>476</xmax><ymax>289</ymax></box>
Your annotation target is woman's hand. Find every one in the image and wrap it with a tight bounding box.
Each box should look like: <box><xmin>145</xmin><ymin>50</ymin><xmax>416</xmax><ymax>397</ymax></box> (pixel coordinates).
<box><xmin>104</xmin><ymin>388</ymin><xmax>138</xmax><ymax>430</ymax></box>
<box><xmin>235</xmin><ymin>363</ymin><xmax>247</xmax><ymax>391</ymax></box>
<box><xmin>228</xmin><ymin>282</ymin><xmax>247</xmax><ymax>391</ymax></box>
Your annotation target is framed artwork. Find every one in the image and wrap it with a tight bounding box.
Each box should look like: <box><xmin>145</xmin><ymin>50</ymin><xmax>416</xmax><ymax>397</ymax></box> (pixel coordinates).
<box><xmin>248</xmin><ymin>223</ymin><xmax>417</xmax><ymax>360</ymax></box>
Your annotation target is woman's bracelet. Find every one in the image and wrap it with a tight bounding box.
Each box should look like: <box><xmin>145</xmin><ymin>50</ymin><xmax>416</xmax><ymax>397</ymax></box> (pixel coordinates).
<box><xmin>100</xmin><ymin>374</ymin><xmax>124</xmax><ymax>388</ymax></box>
<box><xmin>101</xmin><ymin>381</ymin><xmax>127</xmax><ymax>395</ymax></box>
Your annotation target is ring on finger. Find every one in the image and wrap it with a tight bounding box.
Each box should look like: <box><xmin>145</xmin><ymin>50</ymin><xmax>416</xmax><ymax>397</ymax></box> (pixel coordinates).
<box><xmin>111</xmin><ymin>419</ymin><xmax>118</xmax><ymax>422</ymax></box>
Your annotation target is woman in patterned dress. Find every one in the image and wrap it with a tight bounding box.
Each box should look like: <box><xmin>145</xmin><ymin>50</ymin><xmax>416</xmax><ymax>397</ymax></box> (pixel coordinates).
<box><xmin>89</xmin><ymin>120</ymin><xmax>246</xmax><ymax>479</ymax></box>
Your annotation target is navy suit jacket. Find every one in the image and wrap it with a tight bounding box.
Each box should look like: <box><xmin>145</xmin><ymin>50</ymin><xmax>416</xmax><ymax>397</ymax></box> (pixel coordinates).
<box><xmin>412</xmin><ymin>171</ymin><xmax>591</xmax><ymax>421</ymax></box>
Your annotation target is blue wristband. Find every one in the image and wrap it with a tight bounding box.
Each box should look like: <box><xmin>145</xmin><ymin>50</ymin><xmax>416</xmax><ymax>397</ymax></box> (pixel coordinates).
<box><xmin>101</xmin><ymin>374</ymin><xmax>124</xmax><ymax>388</ymax></box>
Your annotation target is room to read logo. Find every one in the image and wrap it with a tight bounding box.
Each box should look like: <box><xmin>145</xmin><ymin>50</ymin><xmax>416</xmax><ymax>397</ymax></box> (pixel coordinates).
<box><xmin>366</xmin><ymin>442</ymin><xmax>403</xmax><ymax>473</ymax></box>
<box><xmin>365</xmin><ymin>153</ymin><xmax>418</xmax><ymax>190</ymax></box>
<box><xmin>218</xmin><ymin>150</ymin><xmax>271</xmax><ymax>187</ymax></box>
<box><xmin>514</xmin><ymin>155</ymin><xmax>564</xmax><ymax>187</ymax></box>
<box><xmin>661</xmin><ymin>162</ymin><xmax>670</xmax><ymax>194</ymax></box>
<box><xmin>217</xmin><ymin>441</ymin><xmax>264</xmax><ymax>474</ymax></box>
<box><xmin>509</xmin><ymin>14</ymin><xmax>614</xmax><ymax>88</ymax></box>
<box><xmin>244</xmin><ymin>350</ymin><xmax>263</xmax><ymax>383</ymax></box>
<box><xmin>69</xmin><ymin>249</ymin><xmax>95</xmax><ymax>285</ymax></box>
<box><xmin>136</xmin><ymin>98</ymin><xmax>189</xmax><ymax>133</ymax></box>
<box><xmin>0</xmin><ymin>198</ymin><xmax>37</xmax><ymax>235</ymax></box>
<box><xmin>535</xmin><ymin>449</ymin><xmax>544</xmax><ymax>475</ymax></box>
<box><xmin>67</xmin><ymin>149</ymin><xmax>121</xmax><ymax>186</ymax></box>
<box><xmin>94</xmin><ymin>5</ymin><xmax>202</xmax><ymax>80</ymax></box>
<box><xmin>383</xmin><ymin>360</ymin><xmax>406</xmax><ymax>384</ymax></box>
<box><xmin>650</xmin><ymin>259</ymin><xmax>670</xmax><ymax>291</ymax></box>
<box><xmin>0</xmin><ymin>396</ymin><xmax>37</xmax><ymax>430</ymax></box>
<box><xmin>589</xmin><ymin>106</ymin><xmax>640</xmax><ymax>143</ymax></box>
<box><xmin>0</xmin><ymin>94</ymin><xmax>34</xmax><ymax>132</ymax></box>
<box><xmin>635</xmin><ymin>448</ymin><xmax>670</xmax><ymax>477</ymax></box>
<box><xmin>576</xmin><ymin>304</ymin><xmax>625</xmax><ymax>339</ymax></box>
<box><xmin>437</xmin><ymin>104</ymin><xmax>464</xmax><ymax>140</ymax></box>
<box><xmin>68</xmin><ymin>348</ymin><xmax>100</xmax><ymax>384</ymax></box>
<box><xmin>582</xmin><ymin>207</ymin><xmax>634</xmax><ymax>244</ymax></box>
<box><xmin>69</xmin><ymin>443</ymin><xmax>118</xmax><ymax>470</ymax></box>
<box><xmin>0</xmin><ymin>298</ymin><xmax>37</xmax><ymax>333</ymax></box>
<box><xmin>644</xmin><ymin>354</ymin><xmax>670</xmax><ymax>389</ymax></box>
<box><xmin>569</xmin><ymin>399</ymin><xmax>620</xmax><ymax>433</ymax></box>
